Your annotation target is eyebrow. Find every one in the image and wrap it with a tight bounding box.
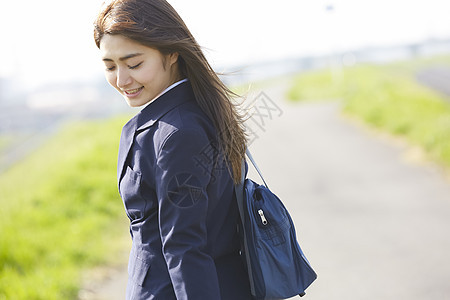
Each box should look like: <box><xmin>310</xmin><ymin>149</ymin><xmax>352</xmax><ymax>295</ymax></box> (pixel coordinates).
<box><xmin>102</xmin><ymin>53</ymin><xmax>144</xmax><ymax>62</ymax></box>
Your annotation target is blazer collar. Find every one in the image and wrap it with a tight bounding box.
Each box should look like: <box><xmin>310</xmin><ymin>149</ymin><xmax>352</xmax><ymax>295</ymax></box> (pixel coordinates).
<box><xmin>117</xmin><ymin>81</ymin><xmax>195</xmax><ymax>182</ymax></box>
<box><xmin>136</xmin><ymin>81</ymin><xmax>194</xmax><ymax>132</ymax></box>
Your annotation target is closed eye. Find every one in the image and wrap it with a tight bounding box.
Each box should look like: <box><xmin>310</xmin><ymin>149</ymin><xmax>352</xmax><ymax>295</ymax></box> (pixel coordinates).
<box><xmin>129</xmin><ymin>62</ymin><xmax>143</xmax><ymax>69</ymax></box>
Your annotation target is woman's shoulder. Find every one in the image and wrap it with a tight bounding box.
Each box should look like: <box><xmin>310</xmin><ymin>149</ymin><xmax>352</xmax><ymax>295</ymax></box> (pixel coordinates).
<box><xmin>159</xmin><ymin>98</ymin><xmax>215</xmax><ymax>137</ymax></box>
<box><xmin>148</xmin><ymin>100</ymin><xmax>215</xmax><ymax>155</ymax></box>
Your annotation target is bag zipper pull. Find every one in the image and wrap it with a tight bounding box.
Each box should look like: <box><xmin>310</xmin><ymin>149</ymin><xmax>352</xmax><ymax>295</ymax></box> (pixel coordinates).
<box><xmin>258</xmin><ymin>209</ymin><xmax>268</xmax><ymax>225</ymax></box>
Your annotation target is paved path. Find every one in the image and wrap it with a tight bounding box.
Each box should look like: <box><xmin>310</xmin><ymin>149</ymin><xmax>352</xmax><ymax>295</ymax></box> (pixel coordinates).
<box><xmin>416</xmin><ymin>66</ymin><xmax>450</xmax><ymax>98</ymax></box>
<box><xmin>248</xmin><ymin>80</ymin><xmax>450</xmax><ymax>299</ymax></box>
<box><xmin>80</xmin><ymin>79</ymin><xmax>450</xmax><ymax>299</ymax></box>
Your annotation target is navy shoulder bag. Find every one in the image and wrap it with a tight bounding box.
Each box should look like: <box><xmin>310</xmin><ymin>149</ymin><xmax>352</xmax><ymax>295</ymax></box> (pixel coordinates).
<box><xmin>235</xmin><ymin>149</ymin><xmax>317</xmax><ymax>299</ymax></box>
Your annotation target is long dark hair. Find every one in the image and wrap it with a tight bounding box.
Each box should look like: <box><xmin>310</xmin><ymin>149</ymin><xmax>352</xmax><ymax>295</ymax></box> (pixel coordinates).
<box><xmin>94</xmin><ymin>0</ymin><xmax>247</xmax><ymax>183</ymax></box>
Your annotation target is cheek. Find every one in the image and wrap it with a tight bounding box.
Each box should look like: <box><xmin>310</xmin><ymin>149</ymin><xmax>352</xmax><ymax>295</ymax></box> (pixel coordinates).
<box><xmin>138</xmin><ymin>63</ymin><xmax>163</xmax><ymax>85</ymax></box>
<box><xmin>133</xmin><ymin>69</ymin><xmax>151</xmax><ymax>84</ymax></box>
<box><xmin>105</xmin><ymin>72</ymin><xmax>118</xmax><ymax>88</ymax></box>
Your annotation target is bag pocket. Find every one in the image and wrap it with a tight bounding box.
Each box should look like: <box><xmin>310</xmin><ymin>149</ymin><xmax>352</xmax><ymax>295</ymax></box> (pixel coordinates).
<box><xmin>253</xmin><ymin>187</ymin><xmax>290</xmax><ymax>246</ymax></box>
<box><xmin>256</xmin><ymin>208</ymin><xmax>290</xmax><ymax>246</ymax></box>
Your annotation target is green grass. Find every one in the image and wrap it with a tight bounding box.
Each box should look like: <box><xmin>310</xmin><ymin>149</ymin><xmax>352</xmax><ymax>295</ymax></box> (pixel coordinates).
<box><xmin>287</xmin><ymin>55</ymin><xmax>450</xmax><ymax>169</ymax></box>
<box><xmin>0</xmin><ymin>116</ymin><xmax>131</xmax><ymax>299</ymax></box>
<box><xmin>0</xmin><ymin>135</ymin><xmax>14</xmax><ymax>152</ymax></box>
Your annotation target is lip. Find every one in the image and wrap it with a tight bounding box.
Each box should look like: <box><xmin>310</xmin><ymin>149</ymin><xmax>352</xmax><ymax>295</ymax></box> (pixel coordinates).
<box><xmin>123</xmin><ymin>87</ymin><xmax>144</xmax><ymax>98</ymax></box>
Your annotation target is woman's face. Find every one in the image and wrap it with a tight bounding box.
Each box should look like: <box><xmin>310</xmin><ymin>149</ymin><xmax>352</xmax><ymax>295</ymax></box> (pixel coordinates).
<box><xmin>100</xmin><ymin>34</ymin><xmax>179</xmax><ymax>107</ymax></box>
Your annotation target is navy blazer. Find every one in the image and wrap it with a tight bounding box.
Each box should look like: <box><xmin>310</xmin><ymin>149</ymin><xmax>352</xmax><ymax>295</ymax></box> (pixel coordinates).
<box><xmin>117</xmin><ymin>81</ymin><xmax>251</xmax><ymax>300</ymax></box>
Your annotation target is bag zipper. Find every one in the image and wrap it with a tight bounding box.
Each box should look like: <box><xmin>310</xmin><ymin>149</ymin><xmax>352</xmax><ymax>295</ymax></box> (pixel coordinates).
<box><xmin>258</xmin><ymin>209</ymin><xmax>268</xmax><ymax>225</ymax></box>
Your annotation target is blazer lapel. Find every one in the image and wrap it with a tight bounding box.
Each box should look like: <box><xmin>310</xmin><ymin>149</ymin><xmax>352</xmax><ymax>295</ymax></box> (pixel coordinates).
<box><xmin>117</xmin><ymin>116</ymin><xmax>137</xmax><ymax>183</ymax></box>
<box><xmin>136</xmin><ymin>82</ymin><xmax>195</xmax><ymax>132</ymax></box>
<box><xmin>117</xmin><ymin>81</ymin><xmax>195</xmax><ymax>183</ymax></box>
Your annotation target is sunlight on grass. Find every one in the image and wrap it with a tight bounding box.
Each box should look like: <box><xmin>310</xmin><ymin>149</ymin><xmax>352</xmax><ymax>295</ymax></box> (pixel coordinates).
<box><xmin>0</xmin><ymin>135</ymin><xmax>13</xmax><ymax>152</ymax></box>
<box><xmin>0</xmin><ymin>116</ymin><xmax>131</xmax><ymax>299</ymax></box>
<box><xmin>287</xmin><ymin>55</ymin><xmax>450</xmax><ymax>169</ymax></box>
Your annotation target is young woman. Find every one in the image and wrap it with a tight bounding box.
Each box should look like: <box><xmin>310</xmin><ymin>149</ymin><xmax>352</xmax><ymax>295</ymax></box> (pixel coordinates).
<box><xmin>93</xmin><ymin>0</ymin><xmax>251</xmax><ymax>299</ymax></box>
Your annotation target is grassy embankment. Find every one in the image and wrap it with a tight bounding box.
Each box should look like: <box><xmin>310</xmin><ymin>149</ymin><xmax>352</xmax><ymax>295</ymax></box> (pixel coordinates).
<box><xmin>0</xmin><ymin>136</ymin><xmax>13</xmax><ymax>153</ymax></box>
<box><xmin>0</xmin><ymin>116</ymin><xmax>131</xmax><ymax>299</ymax></box>
<box><xmin>287</xmin><ymin>55</ymin><xmax>450</xmax><ymax>170</ymax></box>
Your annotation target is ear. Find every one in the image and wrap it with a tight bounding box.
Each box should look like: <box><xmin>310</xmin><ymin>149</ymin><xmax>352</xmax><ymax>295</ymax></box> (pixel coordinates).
<box><xmin>168</xmin><ymin>52</ymin><xmax>179</xmax><ymax>66</ymax></box>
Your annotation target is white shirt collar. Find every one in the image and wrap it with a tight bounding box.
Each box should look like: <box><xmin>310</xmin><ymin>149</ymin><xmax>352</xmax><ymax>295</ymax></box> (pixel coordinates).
<box><xmin>160</xmin><ymin>78</ymin><xmax>188</xmax><ymax>96</ymax></box>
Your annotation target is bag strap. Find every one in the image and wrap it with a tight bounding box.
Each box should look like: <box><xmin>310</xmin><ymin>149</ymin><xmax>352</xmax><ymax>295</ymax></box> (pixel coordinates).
<box><xmin>235</xmin><ymin>159</ymin><xmax>256</xmax><ymax>295</ymax></box>
<box><xmin>245</xmin><ymin>148</ymin><xmax>268</xmax><ymax>188</ymax></box>
<box><xmin>235</xmin><ymin>148</ymin><xmax>268</xmax><ymax>296</ymax></box>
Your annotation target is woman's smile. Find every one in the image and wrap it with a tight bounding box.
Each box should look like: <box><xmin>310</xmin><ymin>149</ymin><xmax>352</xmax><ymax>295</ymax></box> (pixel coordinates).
<box><xmin>123</xmin><ymin>86</ymin><xmax>144</xmax><ymax>97</ymax></box>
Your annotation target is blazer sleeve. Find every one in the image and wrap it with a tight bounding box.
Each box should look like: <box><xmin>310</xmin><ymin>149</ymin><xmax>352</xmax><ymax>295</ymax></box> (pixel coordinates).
<box><xmin>154</xmin><ymin>126</ymin><xmax>221</xmax><ymax>300</ymax></box>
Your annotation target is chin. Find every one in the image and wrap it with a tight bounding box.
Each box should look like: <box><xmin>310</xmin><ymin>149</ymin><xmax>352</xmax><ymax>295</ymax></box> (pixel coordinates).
<box><xmin>128</xmin><ymin>101</ymin><xmax>153</xmax><ymax>108</ymax></box>
<box><xmin>124</xmin><ymin>97</ymin><xmax>143</xmax><ymax>108</ymax></box>
<box><xmin>127</xmin><ymin>102</ymin><xmax>144</xmax><ymax>108</ymax></box>
<box><xmin>126</xmin><ymin>101</ymin><xmax>138</xmax><ymax>107</ymax></box>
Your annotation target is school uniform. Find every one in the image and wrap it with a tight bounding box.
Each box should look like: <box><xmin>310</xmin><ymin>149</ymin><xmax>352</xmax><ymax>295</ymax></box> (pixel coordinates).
<box><xmin>117</xmin><ymin>80</ymin><xmax>252</xmax><ymax>299</ymax></box>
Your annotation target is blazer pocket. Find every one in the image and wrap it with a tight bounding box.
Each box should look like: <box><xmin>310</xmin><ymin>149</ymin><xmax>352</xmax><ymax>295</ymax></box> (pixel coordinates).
<box><xmin>119</xmin><ymin>166</ymin><xmax>146</xmax><ymax>220</ymax></box>
<box><xmin>128</xmin><ymin>252</ymin><xmax>151</xmax><ymax>287</ymax></box>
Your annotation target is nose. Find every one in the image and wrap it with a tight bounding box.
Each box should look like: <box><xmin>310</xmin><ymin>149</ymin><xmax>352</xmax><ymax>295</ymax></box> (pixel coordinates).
<box><xmin>116</xmin><ymin>67</ymin><xmax>132</xmax><ymax>89</ymax></box>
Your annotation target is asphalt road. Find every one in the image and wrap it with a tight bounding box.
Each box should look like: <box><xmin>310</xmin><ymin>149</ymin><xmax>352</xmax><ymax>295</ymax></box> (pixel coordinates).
<box><xmin>416</xmin><ymin>66</ymin><xmax>450</xmax><ymax>98</ymax></box>
<box><xmin>247</xmin><ymin>81</ymin><xmax>450</xmax><ymax>299</ymax></box>
<box><xmin>79</xmin><ymin>79</ymin><xmax>450</xmax><ymax>300</ymax></box>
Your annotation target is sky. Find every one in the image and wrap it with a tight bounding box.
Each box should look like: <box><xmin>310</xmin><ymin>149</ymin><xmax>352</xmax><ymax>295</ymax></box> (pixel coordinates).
<box><xmin>1</xmin><ymin>0</ymin><xmax>450</xmax><ymax>90</ymax></box>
